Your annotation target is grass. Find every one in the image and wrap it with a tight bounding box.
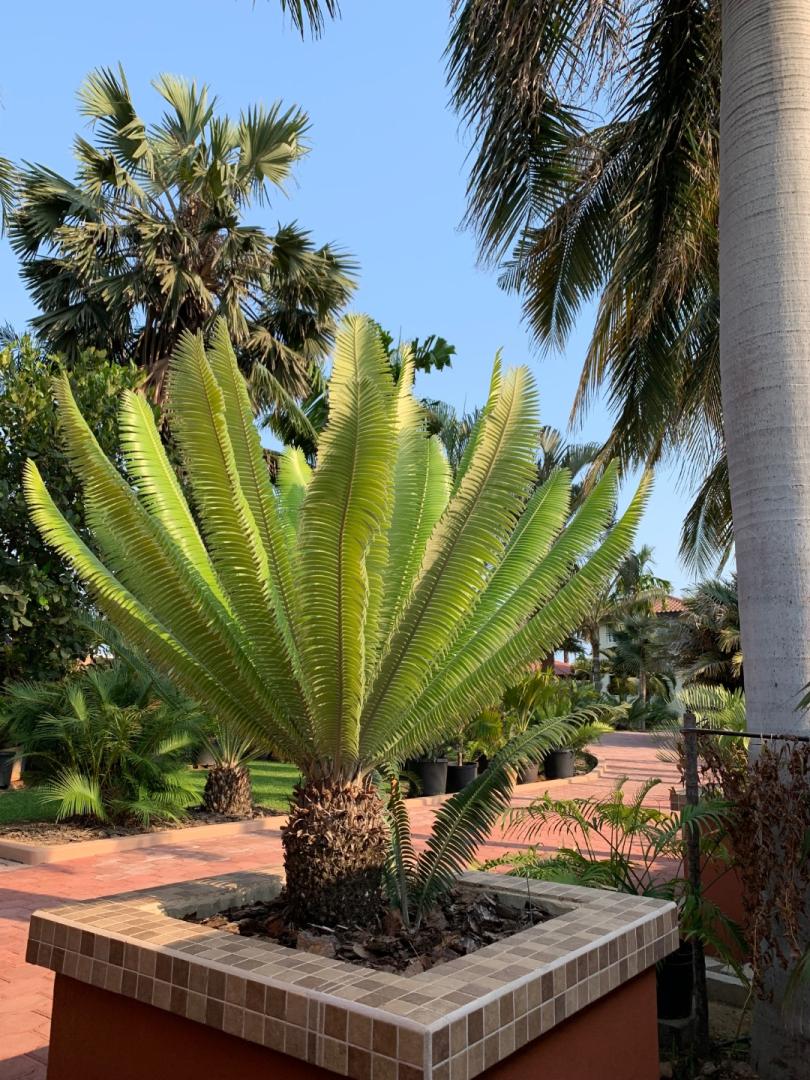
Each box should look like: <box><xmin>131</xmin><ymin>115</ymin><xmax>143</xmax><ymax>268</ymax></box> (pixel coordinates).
<box><xmin>0</xmin><ymin>760</ymin><xmax>301</xmax><ymax>826</ymax></box>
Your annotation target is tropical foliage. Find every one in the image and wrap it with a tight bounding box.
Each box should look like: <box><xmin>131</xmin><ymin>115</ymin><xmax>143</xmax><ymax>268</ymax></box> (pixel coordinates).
<box><xmin>578</xmin><ymin>544</ymin><xmax>670</xmax><ymax>688</ymax></box>
<box><xmin>383</xmin><ymin>726</ymin><xmax>590</xmax><ymax>930</ymax></box>
<box><xmin>25</xmin><ymin>313</ymin><xmax>647</xmax><ymax>923</ymax></box>
<box><xmin>8</xmin><ymin>66</ymin><xmax>355</xmax><ymax>419</ymax></box>
<box><xmin>669</xmin><ymin>576</ymin><xmax>742</xmax><ymax>690</ymax></box>
<box><xmin>607</xmin><ymin>612</ymin><xmax>674</xmax><ymax>706</ymax></box>
<box><xmin>2</xmin><ymin>660</ymin><xmax>198</xmax><ymax>824</ymax></box>
<box><xmin>489</xmin><ymin>778</ymin><xmax>746</xmax><ymax>968</ymax></box>
<box><xmin>447</xmin><ymin>1</ymin><xmax>725</xmax><ymax>570</ymax></box>
<box><xmin>0</xmin><ymin>336</ymin><xmax>141</xmax><ymax>684</ymax></box>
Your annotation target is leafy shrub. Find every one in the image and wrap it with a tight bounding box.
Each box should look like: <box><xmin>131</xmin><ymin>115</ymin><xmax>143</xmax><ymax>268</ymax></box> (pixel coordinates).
<box><xmin>3</xmin><ymin>661</ymin><xmax>199</xmax><ymax>824</ymax></box>
<box><xmin>0</xmin><ymin>337</ymin><xmax>141</xmax><ymax>683</ymax></box>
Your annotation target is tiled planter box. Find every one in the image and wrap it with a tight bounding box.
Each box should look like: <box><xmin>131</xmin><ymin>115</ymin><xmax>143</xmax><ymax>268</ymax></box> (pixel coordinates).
<box><xmin>27</xmin><ymin>869</ymin><xmax>678</xmax><ymax>1080</ymax></box>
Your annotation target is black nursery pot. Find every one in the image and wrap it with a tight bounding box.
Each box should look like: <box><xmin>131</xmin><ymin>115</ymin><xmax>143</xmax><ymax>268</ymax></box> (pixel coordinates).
<box><xmin>544</xmin><ymin>748</ymin><xmax>575</xmax><ymax>780</ymax></box>
<box><xmin>445</xmin><ymin>762</ymin><xmax>479</xmax><ymax>793</ymax></box>
<box><xmin>414</xmin><ymin>759</ymin><xmax>448</xmax><ymax>796</ymax></box>
<box><xmin>517</xmin><ymin>761</ymin><xmax>540</xmax><ymax>785</ymax></box>
<box><xmin>656</xmin><ymin>940</ymin><xmax>694</xmax><ymax>1020</ymax></box>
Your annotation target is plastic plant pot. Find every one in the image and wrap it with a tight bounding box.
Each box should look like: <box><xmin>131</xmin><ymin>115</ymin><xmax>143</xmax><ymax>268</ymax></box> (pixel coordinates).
<box><xmin>445</xmin><ymin>762</ymin><xmax>479</xmax><ymax>793</ymax></box>
<box><xmin>414</xmin><ymin>759</ymin><xmax>448</xmax><ymax>797</ymax></box>
<box><xmin>544</xmin><ymin>748</ymin><xmax>575</xmax><ymax>780</ymax></box>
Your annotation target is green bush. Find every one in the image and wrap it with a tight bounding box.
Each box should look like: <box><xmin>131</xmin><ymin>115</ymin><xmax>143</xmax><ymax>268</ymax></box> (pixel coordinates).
<box><xmin>3</xmin><ymin>660</ymin><xmax>199</xmax><ymax>824</ymax></box>
<box><xmin>0</xmin><ymin>337</ymin><xmax>141</xmax><ymax>684</ymax></box>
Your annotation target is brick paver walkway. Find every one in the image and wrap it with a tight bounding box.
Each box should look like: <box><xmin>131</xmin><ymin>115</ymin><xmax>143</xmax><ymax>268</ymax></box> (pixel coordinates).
<box><xmin>0</xmin><ymin>732</ymin><xmax>678</xmax><ymax>1079</ymax></box>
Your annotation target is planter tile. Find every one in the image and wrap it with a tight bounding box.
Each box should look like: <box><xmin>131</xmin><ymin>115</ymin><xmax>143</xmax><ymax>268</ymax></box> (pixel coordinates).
<box><xmin>27</xmin><ymin>868</ymin><xmax>677</xmax><ymax>1079</ymax></box>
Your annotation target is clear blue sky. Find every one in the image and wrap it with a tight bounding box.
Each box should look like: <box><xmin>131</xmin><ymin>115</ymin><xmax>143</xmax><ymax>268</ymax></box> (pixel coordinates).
<box><xmin>0</xmin><ymin>0</ymin><xmax>695</xmax><ymax>591</ymax></box>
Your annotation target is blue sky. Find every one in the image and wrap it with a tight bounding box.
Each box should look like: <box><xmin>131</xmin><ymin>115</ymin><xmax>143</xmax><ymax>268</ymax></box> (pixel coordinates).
<box><xmin>0</xmin><ymin>0</ymin><xmax>694</xmax><ymax>590</ymax></box>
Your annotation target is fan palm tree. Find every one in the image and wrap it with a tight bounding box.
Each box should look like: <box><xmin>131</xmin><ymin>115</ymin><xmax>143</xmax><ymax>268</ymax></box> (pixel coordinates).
<box><xmin>607</xmin><ymin>613</ymin><xmax>673</xmax><ymax>708</ymax></box>
<box><xmin>8</xmin><ymin>67</ymin><xmax>355</xmax><ymax>417</ymax></box>
<box><xmin>25</xmin><ymin>313</ymin><xmax>646</xmax><ymax>925</ymax></box>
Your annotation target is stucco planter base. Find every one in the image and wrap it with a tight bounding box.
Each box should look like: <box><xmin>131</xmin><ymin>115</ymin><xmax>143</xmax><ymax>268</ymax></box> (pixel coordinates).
<box><xmin>27</xmin><ymin>869</ymin><xmax>678</xmax><ymax>1080</ymax></box>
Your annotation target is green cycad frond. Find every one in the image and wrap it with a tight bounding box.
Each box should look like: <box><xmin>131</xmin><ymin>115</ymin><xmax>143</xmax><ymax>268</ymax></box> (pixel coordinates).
<box><xmin>360</xmin><ymin>364</ymin><xmax>541</xmax><ymax>756</ymax></box>
<box><xmin>27</xmin><ymin>314</ymin><xmax>642</xmax><ymax>791</ymax></box>
<box><xmin>296</xmin><ymin>316</ymin><xmax>398</xmax><ymax>764</ymax></box>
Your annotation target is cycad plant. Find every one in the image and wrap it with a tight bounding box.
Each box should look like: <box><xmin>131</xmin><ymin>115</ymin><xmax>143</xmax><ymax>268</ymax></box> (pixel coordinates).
<box><xmin>25</xmin><ymin>313</ymin><xmax>647</xmax><ymax>925</ymax></box>
<box><xmin>200</xmin><ymin>726</ymin><xmax>261</xmax><ymax>818</ymax></box>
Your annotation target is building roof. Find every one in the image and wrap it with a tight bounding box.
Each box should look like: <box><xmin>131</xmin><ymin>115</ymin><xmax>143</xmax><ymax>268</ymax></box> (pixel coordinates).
<box><xmin>651</xmin><ymin>595</ymin><xmax>686</xmax><ymax>614</ymax></box>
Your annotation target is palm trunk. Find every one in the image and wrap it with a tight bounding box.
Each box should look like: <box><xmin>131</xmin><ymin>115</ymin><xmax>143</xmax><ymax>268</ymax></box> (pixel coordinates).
<box><xmin>281</xmin><ymin>776</ymin><xmax>388</xmax><ymax>927</ymax></box>
<box><xmin>721</xmin><ymin>2</ymin><xmax>810</xmax><ymax>1073</ymax></box>
<box><xmin>589</xmin><ymin>631</ymin><xmax>602</xmax><ymax>690</ymax></box>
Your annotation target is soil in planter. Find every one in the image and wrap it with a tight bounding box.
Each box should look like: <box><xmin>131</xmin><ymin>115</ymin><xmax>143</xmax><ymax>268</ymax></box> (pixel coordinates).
<box><xmin>186</xmin><ymin>888</ymin><xmax>553</xmax><ymax>976</ymax></box>
<box><xmin>0</xmin><ymin>804</ymin><xmax>279</xmax><ymax>845</ymax></box>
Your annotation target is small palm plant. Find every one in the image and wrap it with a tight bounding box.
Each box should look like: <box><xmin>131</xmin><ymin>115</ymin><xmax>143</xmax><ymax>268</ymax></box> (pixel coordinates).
<box><xmin>491</xmin><ymin>779</ymin><xmax>747</xmax><ymax>971</ymax></box>
<box><xmin>4</xmin><ymin>661</ymin><xmax>197</xmax><ymax>824</ymax></box>
<box><xmin>25</xmin><ymin>314</ymin><xmax>647</xmax><ymax>925</ymax></box>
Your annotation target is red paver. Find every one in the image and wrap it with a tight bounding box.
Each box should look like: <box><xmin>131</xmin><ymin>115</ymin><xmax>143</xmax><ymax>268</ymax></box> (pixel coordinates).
<box><xmin>0</xmin><ymin>732</ymin><xmax>678</xmax><ymax>1078</ymax></box>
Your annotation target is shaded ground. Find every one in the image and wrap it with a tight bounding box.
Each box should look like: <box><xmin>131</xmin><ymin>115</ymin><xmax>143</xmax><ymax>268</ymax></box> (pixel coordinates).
<box><xmin>0</xmin><ymin>732</ymin><xmax>679</xmax><ymax>1079</ymax></box>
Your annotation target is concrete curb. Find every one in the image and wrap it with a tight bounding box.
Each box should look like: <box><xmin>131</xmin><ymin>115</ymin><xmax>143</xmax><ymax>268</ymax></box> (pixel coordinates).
<box><xmin>0</xmin><ymin>757</ymin><xmax>611</xmax><ymax>867</ymax></box>
<box><xmin>0</xmin><ymin>812</ymin><xmax>287</xmax><ymax>866</ymax></box>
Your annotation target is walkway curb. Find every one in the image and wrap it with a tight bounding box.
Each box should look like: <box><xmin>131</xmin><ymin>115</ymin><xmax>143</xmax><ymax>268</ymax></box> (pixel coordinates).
<box><xmin>0</xmin><ymin>813</ymin><xmax>287</xmax><ymax>866</ymax></box>
<box><xmin>0</xmin><ymin>762</ymin><xmax>610</xmax><ymax>866</ymax></box>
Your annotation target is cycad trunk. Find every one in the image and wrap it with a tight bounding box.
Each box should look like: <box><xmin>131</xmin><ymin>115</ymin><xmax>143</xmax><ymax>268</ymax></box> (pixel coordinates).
<box><xmin>281</xmin><ymin>777</ymin><xmax>389</xmax><ymax>927</ymax></box>
<box><xmin>721</xmin><ymin>2</ymin><xmax>810</xmax><ymax>1073</ymax></box>
<box><xmin>202</xmin><ymin>764</ymin><xmax>253</xmax><ymax>818</ymax></box>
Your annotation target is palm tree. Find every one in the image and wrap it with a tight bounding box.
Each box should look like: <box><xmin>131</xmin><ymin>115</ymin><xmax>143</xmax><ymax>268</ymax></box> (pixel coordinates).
<box><xmin>448</xmin><ymin>1</ymin><xmax>724</xmax><ymax>572</ymax></box>
<box><xmin>579</xmin><ymin>545</ymin><xmax>670</xmax><ymax>689</ymax></box>
<box><xmin>8</xmin><ymin>67</ymin><xmax>355</xmax><ymax>415</ymax></box>
<box><xmin>607</xmin><ymin>612</ymin><xmax>673</xmax><ymax>707</ymax></box>
<box><xmin>25</xmin><ymin>313</ymin><xmax>646</xmax><ymax>925</ymax></box>
<box><xmin>669</xmin><ymin>576</ymin><xmax>742</xmax><ymax>690</ymax></box>
<box><xmin>0</xmin><ymin>155</ymin><xmax>15</xmax><ymax>230</ymax></box>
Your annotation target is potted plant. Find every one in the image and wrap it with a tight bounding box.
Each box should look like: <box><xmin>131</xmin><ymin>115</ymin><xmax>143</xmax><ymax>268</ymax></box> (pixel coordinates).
<box><xmin>410</xmin><ymin>747</ymin><xmax>449</xmax><ymax>796</ymax></box>
<box><xmin>25</xmin><ymin>318</ymin><xmax>669</xmax><ymax>1079</ymax></box>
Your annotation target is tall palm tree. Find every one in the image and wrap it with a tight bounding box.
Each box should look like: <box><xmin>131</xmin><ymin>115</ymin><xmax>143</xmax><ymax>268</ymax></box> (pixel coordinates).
<box><xmin>25</xmin><ymin>313</ymin><xmax>646</xmax><ymax>925</ymax></box>
<box><xmin>8</xmin><ymin>67</ymin><xmax>355</xmax><ymax>415</ymax></box>
<box><xmin>448</xmin><ymin>1</ymin><xmax>723</xmax><ymax>571</ymax></box>
<box><xmin>720</xmin><ymin>8</ymin><xmax>810</xmax><ymax>1062</ymax></box>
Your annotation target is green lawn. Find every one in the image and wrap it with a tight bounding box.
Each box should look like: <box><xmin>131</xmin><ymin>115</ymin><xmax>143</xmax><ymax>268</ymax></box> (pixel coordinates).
<box><xmin>0</xmin><ymin>761</ymin><xmax>301</xmax><ymax>826</ymax></box>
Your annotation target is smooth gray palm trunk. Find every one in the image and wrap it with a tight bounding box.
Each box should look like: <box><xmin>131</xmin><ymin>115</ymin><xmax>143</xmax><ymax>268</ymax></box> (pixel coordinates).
<box><xmin>721</xmin><ymin>2</ymin><xmax>810</xmax><ymax>1073</ymax></box>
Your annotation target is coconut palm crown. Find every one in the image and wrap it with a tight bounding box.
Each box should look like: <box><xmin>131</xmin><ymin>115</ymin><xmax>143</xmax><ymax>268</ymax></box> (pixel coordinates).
<box><xmin>24</xmin><ymin>313</ymin><xmax>647</xmax><ymax>923</ymax></box>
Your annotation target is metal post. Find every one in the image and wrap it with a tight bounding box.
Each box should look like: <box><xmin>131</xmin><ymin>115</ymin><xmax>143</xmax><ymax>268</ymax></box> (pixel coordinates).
<box><xmin>682</xmin><ymin>708</ymin><xmax>709</xmax><ymax>1049</ymax></box>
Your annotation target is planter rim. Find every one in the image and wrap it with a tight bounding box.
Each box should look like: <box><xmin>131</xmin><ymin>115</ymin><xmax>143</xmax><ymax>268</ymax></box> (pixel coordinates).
<box><xmin>28</xmin><ymin>868</ymin><xmax>677</xmax><ymax>1079</ymax></box>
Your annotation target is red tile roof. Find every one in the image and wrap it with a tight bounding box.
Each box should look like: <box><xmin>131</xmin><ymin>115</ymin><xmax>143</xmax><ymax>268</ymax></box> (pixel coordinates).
<box><xmin>651</xmin><ymin>595</ymin><xmax>686</xmax><ymax>614</ymax></box>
